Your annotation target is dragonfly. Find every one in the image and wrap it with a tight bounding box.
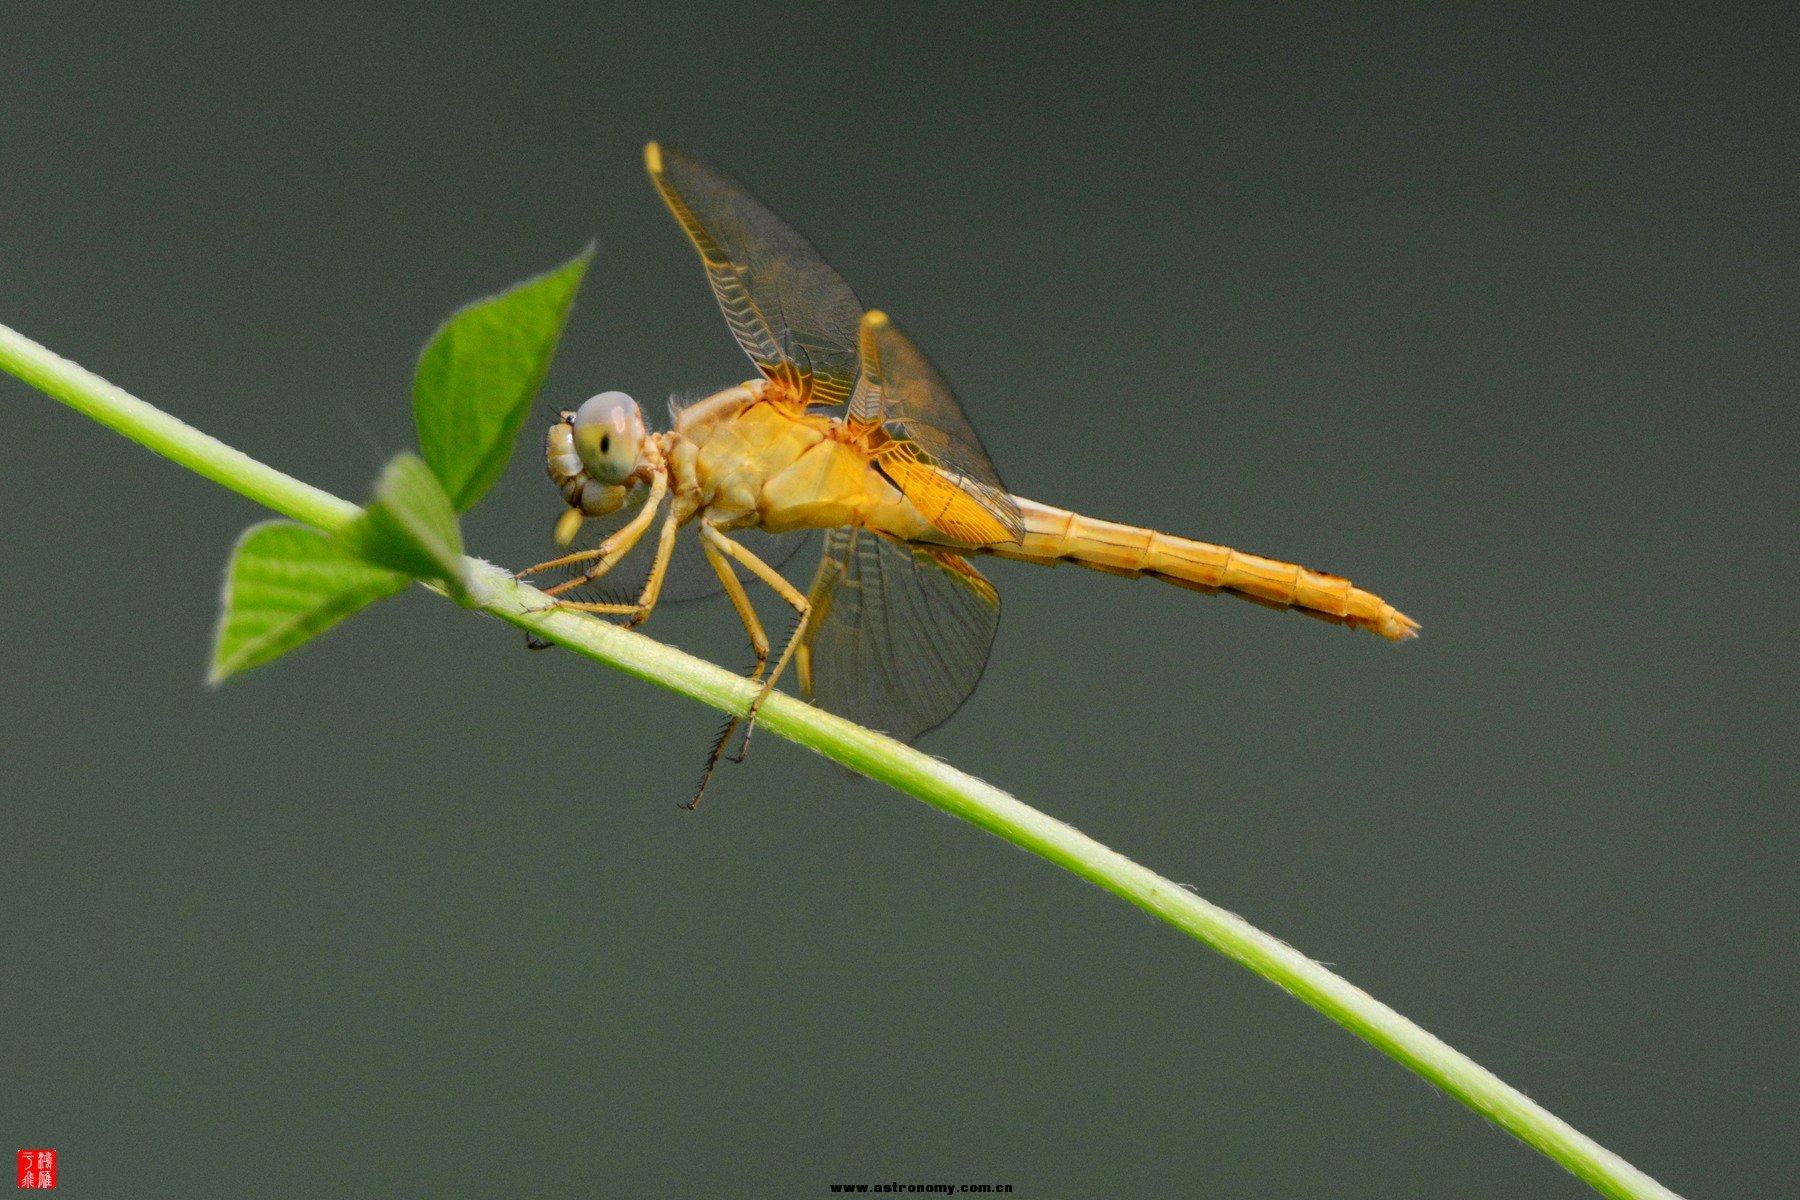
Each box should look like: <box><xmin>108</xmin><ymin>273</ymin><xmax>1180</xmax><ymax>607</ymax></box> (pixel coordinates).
<box><xmin>519</xmin><ymin>143</ymin><xmax>1418</xmax><ymax>805</ymax></box>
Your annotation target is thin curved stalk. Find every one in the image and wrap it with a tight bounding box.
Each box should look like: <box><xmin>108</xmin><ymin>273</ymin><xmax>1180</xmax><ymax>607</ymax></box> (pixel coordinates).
<box><xmin>0</xmin><ymin>320</ymin><xmax>1682</xmax><ymax>1200</ymax></box>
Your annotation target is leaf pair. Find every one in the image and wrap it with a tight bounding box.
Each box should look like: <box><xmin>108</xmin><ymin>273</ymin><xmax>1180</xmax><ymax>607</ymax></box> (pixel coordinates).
<box><xmin>209</xmin><ymin>247</ymin><xmax>593</xmax><ymax>684</ymax></box>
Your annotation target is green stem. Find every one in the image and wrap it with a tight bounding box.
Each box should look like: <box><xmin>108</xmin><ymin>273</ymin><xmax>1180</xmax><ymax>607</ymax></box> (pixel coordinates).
<box><xmin>2</xmin><ymin>320</ymin><xmax>1682</xmax><ymax>1200</ymax></box>
<box><xmin>0</xmin><ymin>324</ymin><xmax>359</xmax><ymax>533</ymax></box>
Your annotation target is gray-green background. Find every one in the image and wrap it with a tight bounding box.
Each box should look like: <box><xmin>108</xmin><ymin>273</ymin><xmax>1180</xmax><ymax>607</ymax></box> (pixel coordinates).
<box><xmin>3</xmin><ymin>4</ymin><xmax>1793</xmax><ymax>1197</ymax></box>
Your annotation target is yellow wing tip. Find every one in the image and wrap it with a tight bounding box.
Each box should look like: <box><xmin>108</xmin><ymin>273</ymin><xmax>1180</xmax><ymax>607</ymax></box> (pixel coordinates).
<box><xmin>644</xmin><ymin>141</ymin><xmax>664</xmax><ymax>177</ymax></box>
<box><xmin>861</xmin><ymin>309</ymin><xmax>891</xmax><ymax>333</ymax></box>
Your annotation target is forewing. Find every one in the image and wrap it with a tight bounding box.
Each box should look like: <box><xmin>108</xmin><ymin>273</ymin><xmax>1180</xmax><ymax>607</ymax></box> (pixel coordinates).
<box><xmin>851</xmin><ymin>311</ymin><xmax>1024</xmax><ymax>546</ymax></box>
<box><xmin>797</xmin><ymin>528</ymin><xmax>1000</xmax><ymax>744</ymax></box>
<box><xmin>647</xmin><ymin>143</ymin><xmax>863</xmax><ymax>409</ymax></box>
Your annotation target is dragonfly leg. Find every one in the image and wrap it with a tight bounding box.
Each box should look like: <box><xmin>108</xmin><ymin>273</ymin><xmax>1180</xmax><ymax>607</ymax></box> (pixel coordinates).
<box><xmin>685</xmin><ymin>524</ymin><xmax>812</xmax><ymax>809</ymax></box>
<box><xmin>546</xmin><ymin>508</ymin><xmax>679</xmax><ymax>624</ymax></box>
<box><xmin>686</xmin><ymin>524</ymin><xmax>775</xmax><ymax>808</ymax></box>
<box><xmin>522</xmin><ymin>472</ymin><xmax>667</xmax><ymax>605</ymax></box>
<box><xmin>733</xmin><ymin>601</ymin><xmax>811</xmax><ymax>768</ymax></box>
<box><xmin>622</xmin><ymin>511</ymin><xmax>679</xmax><ymax>627</ymax></box>
<box><xmin>702</xmin><ymin>522</ymin><xmax>810</xmax><ymax>612</ymax></box>
<box><xmin>513</xmin><ymin>544</ymin><xmax>607</xmax><ymax>580</ymax></box>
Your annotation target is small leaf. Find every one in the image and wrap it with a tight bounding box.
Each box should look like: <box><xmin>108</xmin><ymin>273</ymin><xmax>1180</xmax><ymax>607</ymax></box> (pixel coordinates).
<box><xmin>414</xmin><ymin>245</ymin><xmax>593</xmax><ymax>510</ymax></box>
<box><xmin>210</xmin><ymin>521</ymin><xmax>409</xmax><ymax>685</ymax></box>
<box><xmin>338</xmin><ymin>452</ymin><xmax>469</xmax><ymax>599</ymax></box>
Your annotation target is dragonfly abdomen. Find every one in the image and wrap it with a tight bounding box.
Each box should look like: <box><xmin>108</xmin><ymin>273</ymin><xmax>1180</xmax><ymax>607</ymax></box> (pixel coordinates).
<box><xmin>990</xmin><ymin>499</ymin><xmax>1419</xmax><ymax>641</ymax></box>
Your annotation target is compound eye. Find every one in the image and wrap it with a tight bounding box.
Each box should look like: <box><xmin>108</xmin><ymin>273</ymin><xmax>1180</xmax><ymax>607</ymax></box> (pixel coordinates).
<box><xmin>571</xmin><ymin>391</ymin><xmax>644</xmax><ymax>485</ymax></box>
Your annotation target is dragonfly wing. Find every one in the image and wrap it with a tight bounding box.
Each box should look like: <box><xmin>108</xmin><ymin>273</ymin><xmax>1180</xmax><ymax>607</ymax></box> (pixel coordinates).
<box><xmin>557</xmin><ymin>495</ymin><xmax>807</xmax><ymax>606</ymax></box>
<box><xmin>646</xmin><ymin>143</ymin><xmax>863</xmax><ymax>409</ymax></box>
<box><xmin>797</xmin><ymin>527</ymin><xmax>1000</xmax><ymax>744</ymax></box>
<box><xmin>851</xmin><ymin>311</ymin><xmax>1024</xmax><ymax>545</ymax></box>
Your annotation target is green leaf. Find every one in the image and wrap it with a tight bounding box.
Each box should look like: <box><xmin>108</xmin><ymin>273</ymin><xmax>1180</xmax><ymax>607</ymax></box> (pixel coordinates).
<box><xmin>209</xmin><ymin>521</ymin><xmax>409</xmax><ymax>685</ymax></box>
<box><xmin>413</xmin><ymin>245</ymin><xmax>593</xmax><ymax>510</ymax></box>
<box><xmin>337</xmin><ymin>452</ymin><xmax>470</xmax><ymax>599</ymax></box>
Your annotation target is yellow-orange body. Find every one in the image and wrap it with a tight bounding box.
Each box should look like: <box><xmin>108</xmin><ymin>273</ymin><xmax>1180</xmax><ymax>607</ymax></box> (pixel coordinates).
<box><xmin>551</xmin><ymin>379</ymin><xmax>1418</xmax><ymax>642</ymax></box>
<box><xmin>529</xmin><ymin>141</ymin><xmax>1419</xmax><ymax>804</ymax></box>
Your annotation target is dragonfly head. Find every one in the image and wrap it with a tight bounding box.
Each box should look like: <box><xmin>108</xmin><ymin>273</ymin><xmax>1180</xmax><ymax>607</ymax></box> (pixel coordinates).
<box><xmin>545</xmin><ymin>395</ymin><xmax>643</xmax><ymax>545</ymax></box>
<box><xmin>571</xmin><ymin>390</ymin><xmax>646</xmax><ymax>485</ymax></box>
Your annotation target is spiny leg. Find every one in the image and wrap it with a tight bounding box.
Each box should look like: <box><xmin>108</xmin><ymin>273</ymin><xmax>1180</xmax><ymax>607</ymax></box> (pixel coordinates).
<box><xmin>549</xmin><ymin>509</ymin><xmax>679</xmax><ymax>626</ymax></box>
<box><xmin>682</xmin><ymin>524</ymin><xmax>812</xmax><ymax>809</ymax></box>
<box><xmin>623</xmin><ymin>511</ymin><xmax>680</xmax><ymax>627</ymax></box>
<box><xmin>687</xmin><ymin>524</ymin><xmax>776</xmax><ymax>808</ymax></box>
<box><xmin>539</xmin><ymin>498</ymin><xmax>662</xmax><ymax>599</ymax></box>
<box><xmin>514</xmin><ymin>543</ymin><xmax>609</xmax><ymax>581</ymax></box>
<box><xmin>521</xmin><ymin>472</ymin><xmax>666</xmax><ymax>604</ymax></box>
<box><xmin>732</xmin><ymin>598</ymin><xmax>811</xmax><ymax>768</ymax></box>
<box><xmin>705</xmin><ymin>525</ymin><xmax>811</xmax><ymax>766</ymax></box>
<box><xmin>522</xmin><ymin>467</ymin><xmax>669</xmax><ymax>604</ymax></box>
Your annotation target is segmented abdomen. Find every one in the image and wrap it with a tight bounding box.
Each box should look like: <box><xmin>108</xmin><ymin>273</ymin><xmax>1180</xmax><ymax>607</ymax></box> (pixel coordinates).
<box><xmin>985</xmin><ymin>498</ymin><xmax>1419</xmax><ymax>641</ymax></box>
